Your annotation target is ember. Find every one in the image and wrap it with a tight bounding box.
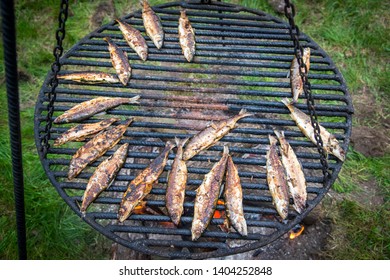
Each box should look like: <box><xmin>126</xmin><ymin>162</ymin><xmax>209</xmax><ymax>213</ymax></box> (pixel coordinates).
<box><xmin>289</xmin><ymin>224</ymin><xmax>305</xmax><ymax>240</ymax></box>
<box><xmin>214</xmin><ymin>199</ymin><xmax>230</xmax><ymax>233</ymax></box>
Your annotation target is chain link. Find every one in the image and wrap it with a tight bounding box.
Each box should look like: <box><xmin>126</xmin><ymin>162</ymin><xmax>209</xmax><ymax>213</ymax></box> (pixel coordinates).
<box><xmin>40</xmin><ymin>0</ymin><xmax>69</xmax><ymax>157</ymax></box>
<box><xmin>283</xmin><ymin>0</ymin><xmax>330</xmax><ymax>185</ymax></box>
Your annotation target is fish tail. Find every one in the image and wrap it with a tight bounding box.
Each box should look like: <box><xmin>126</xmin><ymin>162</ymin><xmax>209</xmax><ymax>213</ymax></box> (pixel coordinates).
<box><xmin>238</xmin><ymin>108</ymin><xmax>254</xmax><ymax>118</ymax></box>
<box><xmin>273</xmin><ymin>130</ymin><xmax>284</xmax><ymax>140</ymax></box>
<box><xmin>166</xmin><ymin>140</ymin><xmax>176</xmax><ymax>150</ymax></box>
<box><xmin>127</xmin><ymin>95</ymin><xmax>140</xmax><ymax>104</ymax></box>
<box><xmin>268</xmin><ymin>134</ymin><xmax>277</xmax><ymax>145</ymax></box>
<box><xmin>223</xmin><ymin>145</ymin><xmax>229</xmax><ymax>155</ymax></box>
<box><xmin>115</xmin><ymin>18</ymin><xmax>124</xmax><ymax>26</ymax></box>
<box><xmin>122</xmin><ymin>117</ymin><xmax>134</xmax><ymax>127</ymax></box>
<box><xmin>175</xmin><ymin>137</ymin><xmax>189</xmax><ymax>148</ymax></box>
<box><xmin>140</xmin><ymin>0</ymin><xmax>148</xmax><ymax>7</ymax></box>
<box><xmin>103</xmin><ymin>37</ymin><xmax>110</xmax><ymax>43</ymax></box>
<box><xmin>281</xmin><ymin>98</ymin><xmax>293</xmax><ymax>108</ymax></box>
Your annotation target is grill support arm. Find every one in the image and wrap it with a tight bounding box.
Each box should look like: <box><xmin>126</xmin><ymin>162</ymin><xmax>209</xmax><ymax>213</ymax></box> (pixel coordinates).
<box><xmin>1</xmin><ymin>0</ymin><xmax>27</xmax><ymax>260</ymax></box>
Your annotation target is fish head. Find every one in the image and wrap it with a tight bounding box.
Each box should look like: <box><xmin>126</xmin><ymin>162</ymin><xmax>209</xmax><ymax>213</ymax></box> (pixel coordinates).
<box><xmin>328</xmin><ymin>136</ymin><xmax>346</xmax><ymax>161</ymax></box>
<box><xmin>279</xmin><ymin>204</ymin><xmax>289</xmax><ymax>220</ymax></box>
<box><xmin>191</xmin><ymin>220</ymin><xmax>205</xmax><ymax>241</ymax></box>
<box><xmin>303</xmin><ymin>47</ymin><xmax>311</xmax><ymax>57</ymax></box>
<box><xmin>184</xmin><ymin>49</ymin><xmax>194</xmax><ymax>62</ymax></box>
<box><xmin>233</xmin><ymin>219</ymin><xmax>248</xmax><ymax>236</ymax></box>
<box><xmin>154</xmin><ymin>36</ymin><xmax>164</xmax><ymax>49</ymax></box>
<box><xmin>170</xmin><ymin>212</ymin><xmax>181</xmax><ymax>226</ymax></box>
<box><xmin>139</xmin><ymin>50</ymin><xmax>148</xmax><ymax>61</ymax></box>
<box><xmin>293</xmin><ymin>196</ymin><xmax>306</xmax><ymax>214</ymax></box>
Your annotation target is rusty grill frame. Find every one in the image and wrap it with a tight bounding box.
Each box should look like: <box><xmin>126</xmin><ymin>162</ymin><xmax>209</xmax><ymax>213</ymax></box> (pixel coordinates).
<box><xmin>34</xmin><ymin>0</ymin><xmax>353</xmax><ymax>259</ymax></box>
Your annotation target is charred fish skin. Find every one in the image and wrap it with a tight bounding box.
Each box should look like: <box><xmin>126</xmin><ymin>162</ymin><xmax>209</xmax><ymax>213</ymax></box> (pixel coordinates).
<box><xmin>116</xmin><ymin>19</ymin><xmax>148</xmax><ymax>61</ymax></box>
<box><xmin>224</xmin><ymin>155</ymin><xmax>248</xmax><ymax>236</ymax></box>
<box><xmin>57</xmin><ymin>72</ymin><xmax>119</xmax><ymax>84</ymax></box>
<box><xmin>281</xmin><ymin>98</ymin><xmax>346</xmax><ymax>161</ymax></box>
<box><xmin>166</xmin><ymin>137</ymin><xmax>189</xmax><ymax>225</ymax></box>
<box><xmin>118</xmin><ymin>141</ymin><xmax>176</xmax><ymax>222</ymax></box>
<box><xmin>290</xmin><ymin>48</ymin><xmax>311</xmax><ymax>103</ymax></box>
<box><xmin>182</xmin><ymin>109</ymin><xmax>253</xmax><ymax>161</ymax></box>
<box><xmin>178</xmin><ymin>8</ymin><xmax>195</xmax><ymax>62</ymax></box>
<box><xmin>103</xmin><ymin>36</ymin><xmax>132</xmax><ymax>86</ymax></box>
<box><xmin>53</xmin><ymin>96</ymin><xmax>140</xmax><ymax>124</ymax></box>
<box><xmin>141</xmin><ymin>0</ymin><xmax>164</xmax><ymax>49</ymax></box>
<box><xmin>54</xmin><ymin>118</ymin><xmax>120</xmax><ymax>146</ymax></box>
<box><xmin>266</xmin><ymin>135</ymin><xmax>289</xmax><ymax>220</ymax></box>
<box><xmin>191</xmin><ymin>146</ymin><xmax>229</xmax><ymax>241</ymax></box>
<box><xmin>118</xmin><ymin>182</ymin><xmax>152</xmax><ymax>222</ymax></box>
<box><xmin>80</xmin><ymin>143</ymin><xmax>129</xmax><ymax>215</ymax></box>
<box><xmin>274</xmin><ymin>130</ymin><xmax>307</xmax><ymax>214</ymax></box>
<box><xmin>68</xmin><ymin>118</ymin><xmax>133</xmax><ymax>180</ymax></box>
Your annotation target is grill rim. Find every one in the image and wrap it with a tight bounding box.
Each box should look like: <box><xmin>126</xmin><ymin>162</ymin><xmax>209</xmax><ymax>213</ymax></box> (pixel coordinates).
<box><xmin>34</xmin><ymin>0</ymin><xmax>353</xmax><ymax>259</ymax></box>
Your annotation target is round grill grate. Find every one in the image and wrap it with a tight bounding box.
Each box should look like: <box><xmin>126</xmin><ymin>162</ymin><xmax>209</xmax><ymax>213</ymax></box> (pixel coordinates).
<box><xmin>34</xmin><ymin>0</ymin><xmax>353</xmax><ymax>259</ymax></box>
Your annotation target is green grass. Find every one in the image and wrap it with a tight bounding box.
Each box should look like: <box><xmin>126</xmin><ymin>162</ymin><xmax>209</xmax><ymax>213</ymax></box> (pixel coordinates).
<box><xmin>326</xmin><ymin>200</ymin><xmax>390</xmax><ymax>259</ymax></box>
<box><xmin>0</xmin><ymin>0</ymin><xmax>389</xmax><ymax>260</ymax></box>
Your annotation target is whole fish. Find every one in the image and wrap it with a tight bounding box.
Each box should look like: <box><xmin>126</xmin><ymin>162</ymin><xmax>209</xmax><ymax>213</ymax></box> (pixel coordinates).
<box><xmin>104</xmin><ymin>36</ymin><xmax>132</xmax><ymax>85</ymax></box>
<box><xmin>141</xmin><ymin>0</ymin><xmax>164</xmax><ymax>49</ymax></box>
<box><xmin>224</xmin><ymin>155</ymin><xmax>247</xmax><ymax>236</ymax></box>
<box><xmin>53</xmin><ymin>96</ymin><xmax>140</xmax><ymax>124</ymax></box>
<box><xmin>54</xmin><ymin>118</ymin><xmax>119</xmax><ymax>146</ymax></box>
<box><xmin>281</xmin><ymin>98</ymin><xmax>346</xmax><ymax>161</ymax></box>
<box><xmin>118</xmin><ymin>141</ymin><xmax>176</xmax><ymax>222</ymax></box>
<box><xmin>266</xmin><ymin>135</ymin><xmax>289</xmax><ymax>220</ymax></box>
<box><xmin>166</xmin><ymin>137</ymin><xmax>189</xmax><ymax>225</ymax></box>
<box><xmin>178</xmin><ymin>8</ymin><xmax>195</xmax><ymax>62</ymax></box>
<box><xmin>290</xmin><ymin>48</ymin><xmax>310</xmax><ymax>103</ymax></box>
<box><xmin>274</xmin><ymin>130</ymin><xmax>307</xmax><ymax>214</ymax></box>
<box><xmin>80</xmin><ymin>143</ymin><xmax>129</xmax><ymax>215</ymax></box>
<box><xmin>57</xmin><ymin>71</ymin><xmax>119</xmax><ymax>84</ymax></box>
<box><xmin>191</xmin><ymin>146</ymin><xmax>229</xmax><ymax>241</ymax></box>
<box><xmin>68</xmin><ymin>118</ymin><xmax>133</xmax><ymax>180</ymax></box>
<box><xmin>116</xmin><ymin>19</ymin><xmax>148</xmax><ymax>61</ymax></box>
<box><xmin>182</xmin><ymin>109</ymin><xmax>253</xmax><ymax>161</ymax></box>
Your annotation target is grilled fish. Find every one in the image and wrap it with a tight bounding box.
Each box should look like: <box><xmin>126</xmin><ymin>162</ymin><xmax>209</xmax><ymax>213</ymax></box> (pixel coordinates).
<box><xmin>80</xmin><ymin>143</ymin><xmax>129</xmax><ymax>215</ymax></box>
<box><xmin>224</xmin><ymin>155</ymin><xmax>247</xmax><ymax>236</ymax></box>
<box><xmin>104</xmin><ymin>36</ymin><xmax>132</xmax><ymax>85</ymax></box>
<box><xmin>118</xmin><ymin>141</ymin><xmax>175</xmax><ymax>222</ymax></box>
<box><xmin>53</xmin><ymin>96</ymin><xmax>140</xmax><ymax>124</ymax></box>
<box><xmin>290</xmin><ymin>48</ymin><xmax>311</xmax><ymax>103</ymax></box>
<box><xmin>68</xmin><ymin>118</ymin><xmax>133</xmax><ymax>180</ymax></box>
<box><xmin>191</xmin><ymin>146</ymin><xmax>229</xmax><ymax>241</ymax></box>
<box><xmin>57</xmin><ymin>72</ymin><xmax>119</xmax><ymax>84</ymax></box>
<box><xmin>166</xmin><ymin>137</ymin><xmax>189</xmax><ymax>225</ymax></box>
<box><xmin>116</xmin><ymin>19</ymin><xmax>148</xmax><ymax>61</ymax></box>
<box><xmin>274</xmin><ymin>130</ymin><xmax>307</xmax><ymax>214</ymax></box>
<box><xmin>54</xmin><ymin>118</ymin><xmax>119</xmax><ymax>146</ymax></box>
<box><xmin>141</xmin><ymin>0</ymin><xmax>164</xmax><ymax>49</ymax></box>
<box><xmin>266</xmin><ymin>135</ymin><xmax>289</xmax><ymax>220</ymax></box>
<box><xmin>182</xmin><ymin>109</ymin><xmax>253</xmax><ymax>161</ymax></box>
<box><xmin>178</xmin><ymin>8</ymin><xmax>195</xmax><ymax>62</ymax></box>
<box><xmin>281</xmin><ymin>98</ymin><xmax>346</xmax><ymax>161</ymax></box>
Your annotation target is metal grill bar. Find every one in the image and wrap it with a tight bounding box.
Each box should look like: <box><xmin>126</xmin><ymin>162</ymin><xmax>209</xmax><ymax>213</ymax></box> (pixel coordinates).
<box><xmin>35</xmin><ymin>1</ymin><xmax>352</xmax><ymax>259</ymax></box>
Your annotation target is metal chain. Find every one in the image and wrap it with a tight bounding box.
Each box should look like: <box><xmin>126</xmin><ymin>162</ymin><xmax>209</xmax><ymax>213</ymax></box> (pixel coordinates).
<box><xmin>283</xmin><ymin>0</ymin><xmax>330</xmax><ymax>184</ymax></box>
<box><xmin>40</xmin><ymin>0</ymin><xmax>69</xmax><ymax>157</ymax></box>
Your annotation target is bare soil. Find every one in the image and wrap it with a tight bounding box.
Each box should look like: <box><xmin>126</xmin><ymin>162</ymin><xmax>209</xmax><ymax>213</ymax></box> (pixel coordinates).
<box><xmin>350</xmin><ymin>89</ymin><xmax>390</xmax><ymax>157</ymax></box>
